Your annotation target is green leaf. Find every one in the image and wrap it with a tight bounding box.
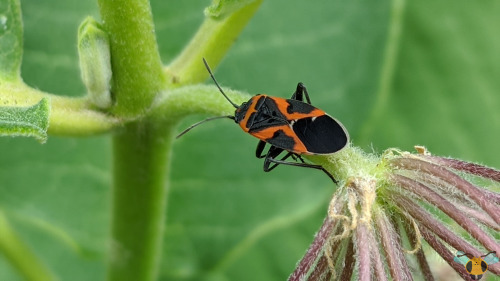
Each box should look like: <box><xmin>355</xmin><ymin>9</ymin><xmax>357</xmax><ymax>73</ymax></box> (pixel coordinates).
<box><xmin>0</xmin><ymin>98</ymin><xmax>50</xmax><ymax>143</ymax></box>
<box><xmin>357</xmin><ymin>0</ymin><xmax>500</xmax><ymax>168</ymax></box>
<box><xmin>204</xmin><ymin>0</ymin><xmax>259</xmax><ymax>19</ymax></box>
<box><xmin>0</xmin><ymin>0</ymin><xmax>23</xmax><ymax>81</ymax></box>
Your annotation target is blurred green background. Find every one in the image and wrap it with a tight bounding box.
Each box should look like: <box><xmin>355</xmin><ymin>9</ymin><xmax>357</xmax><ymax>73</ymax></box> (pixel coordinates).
<box><xmin>0</xmin><ymin>0</ymin><xmax>499</xmax><ymax>280</ymax></box>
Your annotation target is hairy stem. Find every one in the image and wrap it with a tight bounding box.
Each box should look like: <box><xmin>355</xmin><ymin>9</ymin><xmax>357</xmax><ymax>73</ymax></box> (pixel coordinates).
<box><xmin>97</xmin><ymin>0</ymin><xmax>166</xmax><ymax>117</ymax></box>
<box><xmin>107</xmin><ymin>121</ymin><xmax>172</xmax><ymax>281</ymax></box>
<box><xmin>167</xmin><ymin>0</ymin><xmax>263</xmax><ymax>86</ymax></box>
<box><xmin>0</xmin><ymin>82</ymin><xmax>120</xmax><ymax>136</ymax></box>
<box><xmin>401</xmin><ymin>217</ymin><xmax>435</xmax><ymax>281</ymax></box>
<box><xmin>355</xmin><ymin>223</ymin><xmax>372</xmax><ymax>281</ymax></box>
<box><xmin>371</xmin><ymin>238</ymin><xmax>389</xmax><ymax>281</ymax></box>
<box><xmin>391</xmin><ymin>174</ymin><xmax>499</xmax><ymax>253</ymax></box>
<box><xmin>456</xmin><ymin>205</ymin><xmax>500</xmax><ymax>231</ymax></box>
<box><xmin>419</xmin><ymin>227</ymin><xmax>471</xmax><ymax>280</ymax></box>
<box><xmin>150</xmin><ymin>85</ymin><xmax>249</xmax><ymax>123</ymax></box>
<box><xmin>338</xmin><ymin>239</ymin><xmax>355</xmax><ymax>281</ymax></box>
<box><xmin>308</xmin><ymin>236</ymin><xmax>343</xmax><ymax>281</ymax></box>
<box><xmin>393</xmin><ymin>195</ymin><xmax>500</xmax><ymax>275</ymax></box>
<box><xmin>307</xmin><ymin>255</ymin><xmax>330</xmax><ymax>281</ymax></box>
<box><xmin>392</xmin><ymin>158</ymin><xmax>500</xmax><ymax>224</ymax></box>
<box><xmin>423</xmin><ymin>155</ymin><xmax>500</xmax><ymax>181</ymax></box>
<box><xmin>96</xmin><ymin>1</ymin><xmax>170</xmax><ymax>280</ymax></box>
<box><xmin>288</xmin><ymin>217</ymin><xmax>335</xmax><ymax>281</ymax></box>
<box><xmin>374</xmin><ymin>208</ymin><xmax>412</xmax><ymax>281</ymax></box>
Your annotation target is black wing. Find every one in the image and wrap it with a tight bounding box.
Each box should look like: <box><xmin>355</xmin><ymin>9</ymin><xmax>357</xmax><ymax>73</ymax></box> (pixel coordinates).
<box><xmin>292</xmin><ymin>115</ymin><xmax>349</xmax><ymax>154</ymax></box>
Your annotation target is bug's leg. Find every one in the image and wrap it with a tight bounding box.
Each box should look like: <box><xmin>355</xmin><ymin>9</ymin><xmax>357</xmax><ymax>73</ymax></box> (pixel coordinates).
<box><xmin>290</xmin><ymin>82</ymin><xmax>312</xmax><ymax>104</ymax></box>
<box><xmin>262</xmin><ymin>146</ymin><xmax>289</xmax><ymax>172</ymax></box>
<box><xmin>293</xmin><ymin>154</ymin><xmax>306</xmax><ymax>163</ymax></box>
<box><xmin>256</xmin><ymin>140</ymin><xmax>268</xmax><ymax>158</ymax></box>
<box><xmin>266</xmin><ymin>155</ymin><xmax>338</xmax><ymax>184</ymax></box>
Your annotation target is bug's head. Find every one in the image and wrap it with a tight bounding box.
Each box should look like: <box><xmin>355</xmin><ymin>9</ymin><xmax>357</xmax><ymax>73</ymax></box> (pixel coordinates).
<box><xmin>234</xmin><ymin>100</ymin><xmax>252</xmax><ymax>123</ymax></box>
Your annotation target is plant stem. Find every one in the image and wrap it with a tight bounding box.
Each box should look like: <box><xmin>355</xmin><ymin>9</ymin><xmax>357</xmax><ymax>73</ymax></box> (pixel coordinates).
<box><xmin>355</xmin><ymin>223</ymin><xmax>372</xmax><ymax>281</ymax></box>
<box><xmin>288</xmin><ymin>217</ymin><xmax>336</xmax><ymax>281</ymax></box>
<box><xmin>97</xmin><ymin>0</ymin><xmax>166</xmax><ymax>117</ymax></box>
<box><xmin>0</xmin><ymin>82</ymin><xmax>120</xmax><ymax>136</ymax></box>
<box><xmin>97</xmin><ymin>1</ymin><xmax>169</xmax><ymax>280</ymax></box>
<box><xmin>167</xmin><ymin>0</ymin><xmax>263</xmax><ymax>86</ymax></box>
<box><xmin>107</xmin><ymin>121</ymin><xmax>172</xmax><ymax>281</ymax></box>
<box><xmin>391</xmin><ymin>174</ymin><xmax>499</xmax><ymax>253</ymax></box>
<box><xmin>392</xmin><ymin>158</ymin><xmax>500</xmax><ymax>224</ymax></box>
<box><xmin>150</xmin><ymin>85</ymin><xmax>250</xmax><ymax>122</ymax></box>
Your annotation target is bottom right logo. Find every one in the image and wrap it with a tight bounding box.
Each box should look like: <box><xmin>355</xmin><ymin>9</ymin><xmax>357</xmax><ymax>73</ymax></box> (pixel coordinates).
<box><xmin>453</xmin><ymin>251</ymin><xmax>499</xmax><ymax>280</ymax></box>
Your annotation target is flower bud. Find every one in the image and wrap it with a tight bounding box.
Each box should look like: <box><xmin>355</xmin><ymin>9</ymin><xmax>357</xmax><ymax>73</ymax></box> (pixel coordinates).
<box><xmin>78</xmin><ymin>17</ymin><xmax>113</xmax><ymax>109</ymax></box>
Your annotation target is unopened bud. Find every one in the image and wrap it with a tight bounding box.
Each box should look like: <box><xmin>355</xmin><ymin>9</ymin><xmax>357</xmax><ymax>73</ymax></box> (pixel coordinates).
<box><xmin>78</xmin><ymin>17</ymin><xmax>113</xmax><ymax>109</ymax></box>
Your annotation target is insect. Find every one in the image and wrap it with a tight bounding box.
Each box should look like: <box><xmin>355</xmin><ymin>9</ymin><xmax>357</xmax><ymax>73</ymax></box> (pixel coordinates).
<box><xmin>453</xmin><ymin>251</ymin><xmax>499</xmax><ymax>280</ymax></box>
<box><xmin>177</xmin><ymin>58</ymin><xmax>349</xmax><ymax>182</ymax></box>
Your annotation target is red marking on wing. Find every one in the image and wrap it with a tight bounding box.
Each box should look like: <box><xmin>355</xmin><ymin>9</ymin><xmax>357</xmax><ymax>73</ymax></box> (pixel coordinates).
<box><xmin>273</xmin><ymin>97</ymin><xmax>325</xmax><ymax>120</ymax></box>
<box><xmin>250</xmin><ymin>125</ymin><xmax>308</xmax><ymax>154</ymax></box>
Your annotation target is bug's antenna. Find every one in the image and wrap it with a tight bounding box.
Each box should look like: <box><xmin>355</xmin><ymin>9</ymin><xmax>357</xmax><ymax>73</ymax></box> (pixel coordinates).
<box><xmin>481</xmin><ymin>251</ymin><xmax>496</xmax><ymax>257</ymax></box>
<box><xmin>458</xmin><ymin>253</ymin><xmax>474</xmax><ymax>259</ymax></box>
<box><xmin>203</xmin><ymin>58</ymin><xmax>239</xmax><ymax>109</ymax></box>
<box><xmin>176</xmin><ymin>115</ymin><xmax>235</xmax><ymax>139</ymax></box>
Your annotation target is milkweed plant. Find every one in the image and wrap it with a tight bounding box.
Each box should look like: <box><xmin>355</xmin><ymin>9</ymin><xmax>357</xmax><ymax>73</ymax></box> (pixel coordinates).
<box><xmin>0</xmin><ymin>0</ymin><xmax>498</xmax><ymax>281</ymax></box>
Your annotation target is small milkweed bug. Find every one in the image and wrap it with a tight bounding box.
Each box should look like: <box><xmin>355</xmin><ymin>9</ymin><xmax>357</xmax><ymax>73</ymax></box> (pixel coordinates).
<box><xmin>177</xmin><ymin>58</ymin><xmax>349</xmax><ymax>182</ymax></box>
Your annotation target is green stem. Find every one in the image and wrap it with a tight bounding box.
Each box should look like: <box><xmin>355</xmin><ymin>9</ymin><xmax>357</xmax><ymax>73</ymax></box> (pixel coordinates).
<box><xmin>97</xmin><ymin>1</ymin><xmax>170</xmax><ymax>280</ymax></box>
<box><xmin>108</xmin><ymin>121</ymin><xmax>172</xmax><ymax>281</ymax></box>
<box><xmin>307</xmin><ymin>146</ymin><xmax>381</xmax><ymax>184</ymax></box>
<box><xmin>97</xmin><ymin>0</ymin><xmax>166</xmax><ymax>117</ymax></box>
<box><xmin>0</xmin><ymin>82</ymin><xmax>120</xmax><ymax>136</ymax></box>
<box><xmin>167</xmin><ymin>0</ymin><xmax>263</xmax><ymax>86</ymax></box>
<box><xmin>0</xmin><ymin>211</ymin><xmax>55</xmax><ymax>281</ymax></box>
<box><xmin>48</xmin><ymin>96</ymin><xmax>120</xmax><ymax>136</ymax></box>
<box><xmin>150</xmin><ymin>85</ymin><xmax>250</xmax><ymax>122</ymax></box>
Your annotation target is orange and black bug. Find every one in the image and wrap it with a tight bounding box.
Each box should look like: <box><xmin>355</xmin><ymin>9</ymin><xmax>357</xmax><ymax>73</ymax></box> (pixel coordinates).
<box><xmin>177</xmin><ymin>59</ymin><xmax>349</xmax><ymax>182</ymax></box>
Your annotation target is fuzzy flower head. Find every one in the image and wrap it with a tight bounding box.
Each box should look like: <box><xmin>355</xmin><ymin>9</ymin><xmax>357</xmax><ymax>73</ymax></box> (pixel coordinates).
<box><xmin>290</xmin><ymin>145</ymin><xmax>499</xmax><ymax>281</ymax></box>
